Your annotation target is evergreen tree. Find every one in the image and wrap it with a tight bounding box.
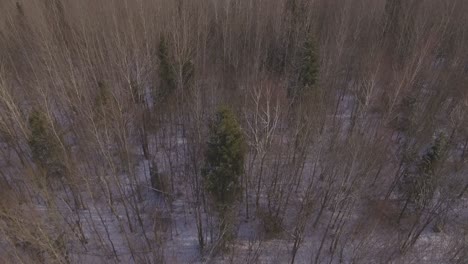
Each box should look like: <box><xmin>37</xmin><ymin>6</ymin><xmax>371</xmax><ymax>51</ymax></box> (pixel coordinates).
<box><xmin>203</xmin><ymin>107</ymin><xmax>246</xmax><ymax>209</ymax></box>
<box><xmin>384</xmin><ymin>0</ymin><xmax>403</xmax><ymax>38</ymax></box>
<box><xmin>299</xmin><ymin>36</ymin><xmax>319</xmax><ymax>89</ymax></box>
<box><xmin>28</xmin><ymin>110</ymin><xmax>64</xmax><ymax>177</ymax></box>
<box><xmin>156</xmin><ymin>36</ymin><xmax>176</xmax><ymax>102</ymax></box>
<box><xmin>288</xmin><ymin>35</ymin><xmax>319</xmax><ymax>100</ymax></box>
<box><xmin>95</xmin><ymin>81</ymin><xmax>110</xmax><ymax>107</ymax></box>
<box><xmin>130</xmin><ymin>80</ymin><xmax>144</xmax><ymax>104</ymax></box>
<box><xmin>94</xmin><ymin>81</ymin><xmax>111</xmax><ymax>123</ymax></box>
<box><xmin>182</xmin><ymin>59</ymin><xmax>195</xmax><ymax>89</ymax></box>
<box><xmin>403</xmin><ymin>133</ymin><xmax>447</xmax><ymax>207</ymax></box>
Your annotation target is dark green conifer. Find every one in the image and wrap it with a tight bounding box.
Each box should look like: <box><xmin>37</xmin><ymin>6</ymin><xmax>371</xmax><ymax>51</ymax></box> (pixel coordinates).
<box><xmin>288</xmin><ymin>35</ymin><xmax>319</xmax><ymax>100</ymax></box>
<box><xmin>28</xmin><ymin>110</ymin><xmax>64</xmax><ymax>177</ymax></box>
<box><xmin>404</xmin><ymin>133</ymin><xmax>447</xmax><ymax>207</ymax></box>
<box><xmin>156</xmin><ymin>36</ymin><xmax>176</xmax><ymax>101</ymax></box>
<box><xmin>203</xmin><ymin>107</ymin><xmax>246</xmax><ymax>209</ymax></box>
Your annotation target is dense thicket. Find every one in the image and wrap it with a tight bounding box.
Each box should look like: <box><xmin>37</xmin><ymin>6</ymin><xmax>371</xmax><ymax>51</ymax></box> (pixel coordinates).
<box><xmin>0</xmin><ymin>0</ymin><xmax>467</xmax><ymax>263</ymax></box>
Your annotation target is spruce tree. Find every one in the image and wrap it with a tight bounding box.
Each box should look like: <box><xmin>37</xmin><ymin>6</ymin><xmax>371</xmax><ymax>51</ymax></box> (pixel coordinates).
<box><xmin>28</xmin><ymin>110</ymin><xmax>64</xmax><ymax>177</ymax></box>
<box><xmin>156</xmin><ymin>36</ymin><xmax>176</xmax><ymax>101</ymax></box>
<box><xmin>130</xmin><ymin>80</ymin><xmax>143</xmax><ymax>104</ymax></box>
<box><xmin>203</xmin><ymin>107</ymin><xmax>246</xmax><ymax>209</ymax></box>
<box><xmin>95</xmin><ymin>81</ymin><xmax>110</xmax><ymax>107</ymax></box>
<box><xmin>94</xmin><ymin>81</ymin><xmax>111</xmax><ymax>124</ymax></box>
<box><xmin>182</xmin><ymin>59</ymin><xmax>194</xmax><ymax>89</ymax></box>
<box><xmin>299</xmin><ymin>36</ymin><xmax>319</xmax><ymax>89</ymax></box>
<box><xmin>288</xmin><ymin>35</ymin><xmax>319</xmax><ymax>100</ymax></box>
<box><xmin>403</xmin><ymin>133</ymin><xmax>447</xmax><ymax>207</ymax></box>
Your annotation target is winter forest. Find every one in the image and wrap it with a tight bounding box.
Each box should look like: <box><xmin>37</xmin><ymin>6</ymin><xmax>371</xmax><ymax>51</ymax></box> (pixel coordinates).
<box><xmin>0</xmin><ymin>0</ymin><xmax>467</xmax><ymax>263</ymax></box>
